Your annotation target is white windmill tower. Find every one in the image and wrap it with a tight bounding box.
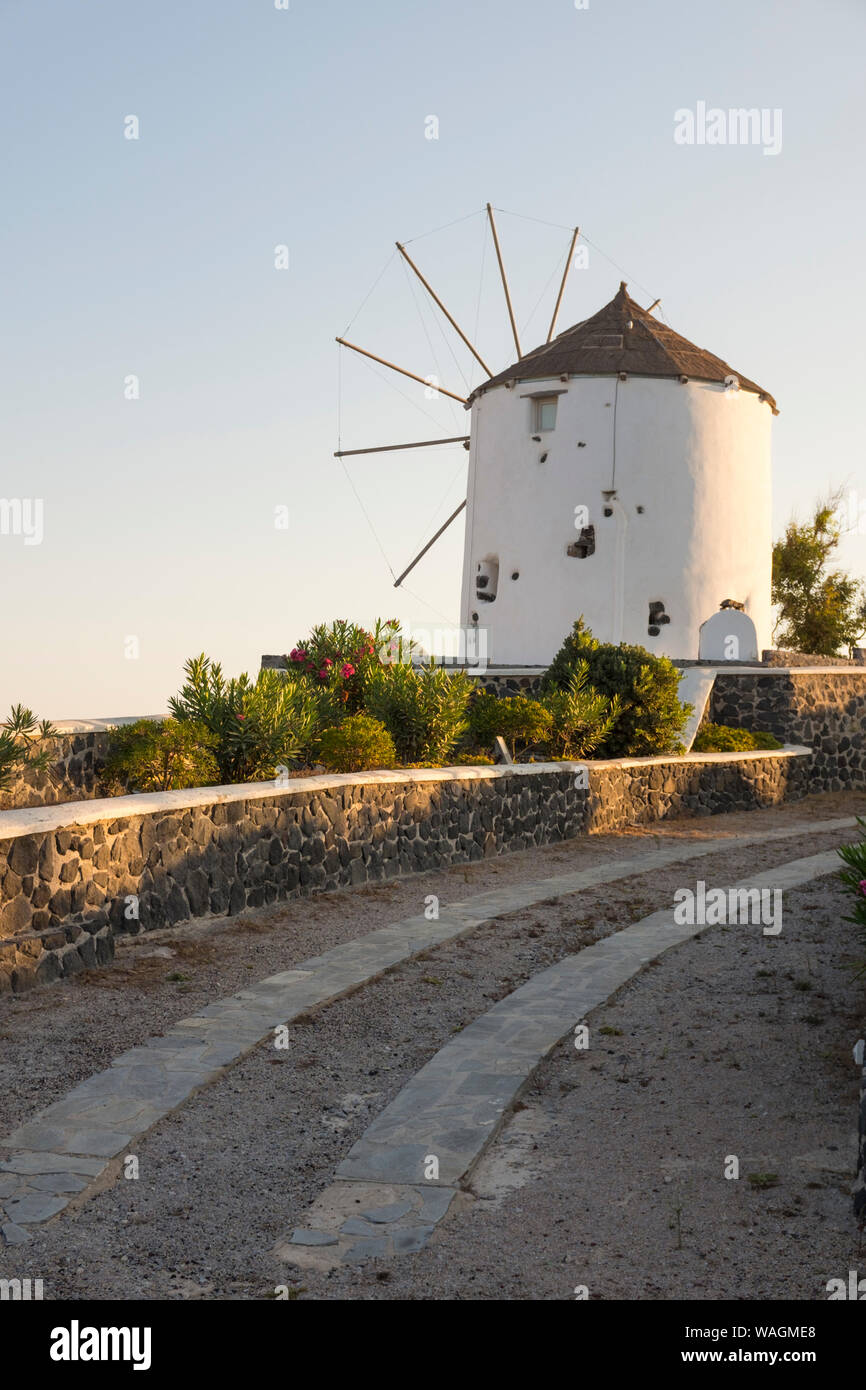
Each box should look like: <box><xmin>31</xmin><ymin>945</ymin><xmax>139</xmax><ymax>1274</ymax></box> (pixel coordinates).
<box><xmin>336</xmin><ymin>207</ymin><xmax>777</xmax><ymax>667</ymax></box>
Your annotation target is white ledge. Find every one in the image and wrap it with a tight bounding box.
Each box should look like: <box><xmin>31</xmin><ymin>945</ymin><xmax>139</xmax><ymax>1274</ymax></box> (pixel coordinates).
<box><xmin>0</xmin><ymin>747</ymin><xmax>812</xmax><ymax>842</ymax></box>
<box><xmin>49</xmin><ymin>716</ymin><xmax>166</xmax><ymax>734</ymax></box>
<box><xmin>709</xmin><ymin>666</ymin><xmax>866</xmax><ymax>676</ymax></box>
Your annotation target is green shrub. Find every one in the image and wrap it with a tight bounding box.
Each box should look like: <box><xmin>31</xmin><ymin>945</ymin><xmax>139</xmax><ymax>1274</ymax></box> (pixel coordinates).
<box><xmin>168</xmin><ymin>654</ymin><xmax>320</xmax><ymax>783</ymax></box>
<box><xmin>468</xmin><ymin>692</ymin><xmax>553</xmax><ymax>758</ymax></box>
<box><xmin>315</xmin><ymin>715</ymin><xmax>396</xmax><ymax>773</ymax></box>
<box><xmin>542</xmin><ymin>665</ymin><xmax>622</xmax><ymax>759</ymax></box>
<box><xmin>691</xmin><ymin>723</ymin><xmax>782</xmax><ymax>753</ymax></box>
<box><xmin>449</xmin><ymin>750</ymin><xmax>495</xmax><ymax>766</ymax></box>
<box><xmin>0</xmin><ymin>705</ymin><xmax>58</xmax><ymax>791</ymax></box>
<box><xmin>745</xmin><ymin>730</ymin><xmax>782</xmax><ymax>750</ymax></box>
<box><xmin>837</xmin><ymin>817</ymin><xmax>866</xmax><ymax>947</ymax></box>
<box><xmin>543</xmin><ymin>618</ymin><xmax>690</xmax><ymax>756</ymax></box>
<box><xmin>363</xmin><ymin>661</ymin><xmax>472</xmax><ymax>765</ymax></box>
<box><xmin>105</xmin><ymin>718</ymin><xmax>219</xmax><ymax>792</ymax></box>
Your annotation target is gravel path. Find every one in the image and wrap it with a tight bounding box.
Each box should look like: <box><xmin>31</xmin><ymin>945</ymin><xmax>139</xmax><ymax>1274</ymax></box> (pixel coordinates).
<box><xmin>0</xmin><ymin>792</ymin><xmax>859</xmax><ymax>1134</ymax></box>
<box><xmin>0</xmin><ymin>792</ymin><xmax>861</xmax><ymax>1300</ymax></box>
<box><xmin>336</xmin><ymin>873</ymin><xmax>863</xmax><ymax>1302</ymax></box>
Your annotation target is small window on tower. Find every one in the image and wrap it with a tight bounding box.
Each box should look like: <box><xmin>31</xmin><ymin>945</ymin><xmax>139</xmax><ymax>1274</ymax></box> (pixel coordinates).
<box><xmin>532</xmin><ymin>396</ymin><xmax>558</xmax><ymax>432</ymax></box>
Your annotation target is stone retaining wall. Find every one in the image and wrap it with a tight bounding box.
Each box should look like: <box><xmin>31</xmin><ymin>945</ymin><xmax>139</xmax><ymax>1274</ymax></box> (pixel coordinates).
<box><xmin>470</xmin><ymin>670</ymin><xmax>546</xmax><ymax>697</ymax></box>
<box><xmin>710</xmin><ymin>670</ymin><xmax>866</xmax><ymax>791</ymax></box>
<box><xmin>0</xmin><ymin>733</ymin><xmax>110</xmax><ymax>812</ymax></box>
<box><xmin>584</xmin><ymin>748</ymin><xmax>808</xmax><ymax>833</ymax></box>
<box><xmin>761</xmin><ymin>649</ymin><xmax>865</xmax><ymax>668</ymax></box>
<box><xmin>0</xmin><ymin>749</ymin><xmax>809</xmax><ymax>992</ymax></box>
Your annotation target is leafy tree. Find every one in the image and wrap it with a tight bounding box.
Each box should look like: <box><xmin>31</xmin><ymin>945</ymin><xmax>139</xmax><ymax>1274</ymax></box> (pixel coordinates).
<box><xmin>772</xmin><ymin>491</ymin><xmax>866</xmax><ymax>655</ymax></box>
<box><xmin>0</xmin><ymin>705</ymin><xmax>58</xmax><ymax>791</ymax></box>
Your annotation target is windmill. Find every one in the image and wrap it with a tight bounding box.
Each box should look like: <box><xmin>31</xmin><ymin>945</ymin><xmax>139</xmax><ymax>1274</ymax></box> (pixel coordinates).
<box><xmin>335</xmin><ymin>206</ymin><xmax>777</xmax><ymax>666</ymax></box>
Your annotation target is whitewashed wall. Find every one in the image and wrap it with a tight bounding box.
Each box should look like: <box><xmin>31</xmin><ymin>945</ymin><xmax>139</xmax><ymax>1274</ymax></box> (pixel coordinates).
<box><xmin>460</xmin><ymin>374</ymin><xmax>773</xmax><ymax>663</ymax></box>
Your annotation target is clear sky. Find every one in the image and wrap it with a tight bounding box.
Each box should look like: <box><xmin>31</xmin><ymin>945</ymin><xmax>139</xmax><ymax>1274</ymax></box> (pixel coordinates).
<box><xmin>2</xmin><ymin>0</ymin><xmax>864</xmax><ymax>718</ymax></box>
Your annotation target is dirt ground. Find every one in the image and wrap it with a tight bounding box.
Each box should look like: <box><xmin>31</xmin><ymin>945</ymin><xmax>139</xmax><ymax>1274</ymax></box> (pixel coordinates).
<box><xmin>0</xmin><ymin>791</ymin><xmax>862</xmax><ymax>1300</ymax></box>
<box><xmin>0</xmin><ymin>790</ymin><xmax>860</xmax><ymax>1133</ymax></box>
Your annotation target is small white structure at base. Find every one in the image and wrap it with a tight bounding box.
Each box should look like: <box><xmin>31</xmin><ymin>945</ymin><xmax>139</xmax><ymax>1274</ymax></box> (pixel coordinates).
<box><xmin>698</xmin><ymin>607</ymin><xmax>759</xmax><ymax>662</ymax></box>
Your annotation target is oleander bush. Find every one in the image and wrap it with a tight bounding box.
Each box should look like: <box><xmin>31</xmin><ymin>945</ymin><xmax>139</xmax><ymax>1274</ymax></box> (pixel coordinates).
<box><xmin>105</xmin><ymin>718</ymin><xmax>219</xmax><ymax>792</ymax></box>
<box><xmin>691</xmin><ymin>723</ymin><xmax>782</xmax><ymax>753</ymax></box>
<box><xmin>315</xmin><ymin>714</ymin><xmax>397</xmax><ymax>773</ymax></box>
<box><xmin>169</xmin><ymin>655</ymin><xmax>320</xmax><ymax>783</ymax></box>
<box><xmin>543</xmin><ymin>618</ymin><xmax>690</xmax><ymax>756</ymax></box>
<box><xmin>542</xmin><ymin>665</ymin><xmax>623</xmax><ymax>760</ymax></box>
<box><xmin>286</xmin><ymin>618</ymin><xmax>411</xmax><ymax>719</ymax></box>
<box><xmin>363</xmin><ymin>660</ymin><xmax>472</xmax><ymax>765</ymax></box>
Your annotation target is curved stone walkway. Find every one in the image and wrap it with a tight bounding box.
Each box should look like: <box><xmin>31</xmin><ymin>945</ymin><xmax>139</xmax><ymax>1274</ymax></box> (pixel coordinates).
<box><xmin>277</xmin><ymin>849</ymin><xmax>843</xmax><ymax>1270</ymax></box>
<box><xmin>0</xmin><ymin>818</ymin><xmax>855</xmax><ymax>1247</ymax></box>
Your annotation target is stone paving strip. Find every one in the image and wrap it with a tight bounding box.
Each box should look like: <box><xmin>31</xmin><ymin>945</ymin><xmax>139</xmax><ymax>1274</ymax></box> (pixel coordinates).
<box><xmin>277</xmin><ymin>849</ymin><xmax>844</xmax><ymax>1270</ymax></box>
<box><xmin>0</xmin><ymin>818</ymin><xmax>854</xmax><ymax>1247</ymax></box>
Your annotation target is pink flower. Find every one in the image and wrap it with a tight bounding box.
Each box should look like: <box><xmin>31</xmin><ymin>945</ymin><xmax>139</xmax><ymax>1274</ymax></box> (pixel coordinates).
<box><xmin>237</xmin><ymin>714</ymin><xmax>246</xmax><ymax>722</ymax></box>
<box><xmin>341</xmin><ymin>663</ymin><xmax>355</xmax><ymax>678</ymax></box>
<box><xmin>289</xmin><ymin>647</ymin><xmax>307</xmax><ymax>662</ymax></box>
<box><xmin>859</xmin><ymin>879</ymin><xmax>866</xmax><ymax>897</ymax></box>
<box><xmin>318</xmin><ymin>669</ymin><xmax>329</xmax><ymax>681</ymax></box>
<box><xmin>323</xmin><ymin>658</ymin><xmax>332</xmax><ymax>666</ymax></box>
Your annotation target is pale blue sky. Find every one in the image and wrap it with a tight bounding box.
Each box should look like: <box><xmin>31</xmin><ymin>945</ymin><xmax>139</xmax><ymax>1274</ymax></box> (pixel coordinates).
<box><xmin>1</xmin><ymin>0</ymin><xmax>864</xmax><ymax>717</ymax></box>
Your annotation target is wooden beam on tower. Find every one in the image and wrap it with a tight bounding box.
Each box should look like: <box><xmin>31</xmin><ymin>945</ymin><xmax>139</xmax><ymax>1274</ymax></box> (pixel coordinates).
<box><xmin>396</xmin><ymin>243</ymin><xmax>494</xmax><ymax>378</ymax></box>
<box><xmin>546</xmin><ymin>226</ymin><xmax>580</xmax><ymax>343</ymax></box>
<box><xmin>393</xmin><ymin>499</ymin><xmax>467</xmax><ymax>587</ymax></box>
<box><xmin>486</xmin><ymin>203</ymin><xmax>521</xmax><ymax>359</ymax></box>
<box><xmin>335</xmin><ymin>337</ymin><xmax>468</xmax><ymax>405</ymax></box>
<box><xmin>334</xmin><ymin>436</ymin><xmax>469</xmax><ymax>458</ymax></box>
